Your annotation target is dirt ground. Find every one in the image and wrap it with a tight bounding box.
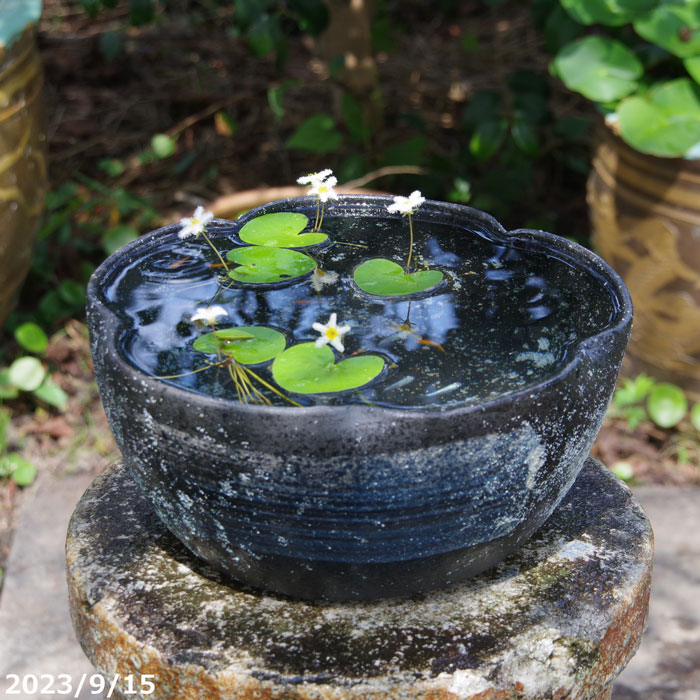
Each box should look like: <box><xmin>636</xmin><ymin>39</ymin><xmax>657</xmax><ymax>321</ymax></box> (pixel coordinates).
<box><xmin>1</xmin><ymin>0</ymin><xmax>698</xmax><ymax>589</ymax></box>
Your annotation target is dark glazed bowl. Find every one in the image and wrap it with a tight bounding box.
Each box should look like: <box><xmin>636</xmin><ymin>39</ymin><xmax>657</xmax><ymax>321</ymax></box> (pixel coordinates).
<box><xmin>87</xmin><ymin>195</ymin><xmax>633</xmax><ymax>601</ymax></box>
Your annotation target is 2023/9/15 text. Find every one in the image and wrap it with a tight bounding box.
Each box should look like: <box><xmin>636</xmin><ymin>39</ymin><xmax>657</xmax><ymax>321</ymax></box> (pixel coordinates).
<box><xmin>4</xmin><ymin>673</ymin><xmax>156</xmax><ymax>696</ymax></box>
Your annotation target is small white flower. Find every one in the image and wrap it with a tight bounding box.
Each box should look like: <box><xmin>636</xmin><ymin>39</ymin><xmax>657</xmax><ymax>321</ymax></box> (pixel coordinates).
<box><xmin>387</xmin><ymin>190</ymin><xmax>425</xmax><ymax>216</ymax></box>
<box><xmin>297</xmin><ymin>169</ymin><xmax>333</xmax><ymax>187</ymax></box>
<box><xmin>312</xmin><ymin>312</ymin><xmax>351</xmax><ymax>353</ymax></box>
<box><xmin>191</xmin><ymin>305</ymin><xmax>228</xmax><ymax>324</ymax></box>
<box><xmin>309</xmin><ymin>175</ymin><xmax>339</xmax><ymax>203</ymax></box>
<box><xmin>179</xmin><ymin>206</ymin><xmax>214</xmax><ymax>239</ymax></box>
<box><xmin>311</xmin><ymin>267</ymin><xmax>339</xmax><ymax>292</ymax></box>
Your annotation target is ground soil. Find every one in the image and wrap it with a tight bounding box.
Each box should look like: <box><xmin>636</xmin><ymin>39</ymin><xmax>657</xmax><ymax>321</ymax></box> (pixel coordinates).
<box><xmin>1</xmin><ymin>0</ymin><xmax>698</xmax><ymax>590</ymax></box>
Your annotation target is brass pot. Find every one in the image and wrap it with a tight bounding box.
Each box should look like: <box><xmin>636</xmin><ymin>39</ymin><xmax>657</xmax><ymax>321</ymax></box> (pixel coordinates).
<box><xmin>0</xmin><ymin>14</ymin><xmax>47</xmax><ymax>325</ymax></box>
<box><xmin>588</xmin><ymin>126</ymin><xmax>700</xmax><ymax>400</ymax></box>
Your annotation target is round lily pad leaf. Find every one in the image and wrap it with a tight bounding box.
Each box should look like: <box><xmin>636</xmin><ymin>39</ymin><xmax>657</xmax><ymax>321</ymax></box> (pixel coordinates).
<box><xmin>647</xmin><ymin>382</ymin><xmax>687</xmax><ymax>428</ymax></box>
<box><xmin>239</xmin><ymin>212</ymin><xmax>327</xmax><ymax>247</ymax></box>
<box><xmin>272</xmin><ymin>342</ymin><xmax>385</xmax><ymax>394</ymax></box>
<box><xmin>617</xmin><ymin>78</ymin><xmax>700</xmax><ymax>157</ymax></box>
<box><xmin>354</xmin><ymin>258</ymin><xmax>444</xmax><ymax>297</ymax></box>
<box><xmin>227</xmin><ymin>246</ymin><xmax>316</xmax><ymax>285</ymax></box>
<box><xmin>193</xmin><ymin>326</ymin><xmax>286</xmax><ymax>365</ymax></box>
<box><xmin>553</xmin><ymin>36</ymin><xmax>643</xmax><ymax>103</ymax></box>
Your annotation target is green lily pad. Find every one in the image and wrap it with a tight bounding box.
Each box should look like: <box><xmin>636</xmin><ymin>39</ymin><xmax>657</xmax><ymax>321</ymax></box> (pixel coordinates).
<box><xmin>193</xmin><ymin>326</ymin><xmax>286</xmax><ymax>365</ymax></box>
<box><xmin>239</xmin><ymin>212</ymin><xmax>327</xmax><ymax>247</ymax></box>
<box><xmin>354</xmin><ymin>258</ymin><xmax>444</xmax><ymax>296</ymax></box>
<box><xmin>227</xmin><ymin>246</ymin><xmax>316</xmax><ymax>285</ymax></box>
<box><xmin>553</xmin><ymin>36</ymin><xmax>643</xmax><ymax>103</ymax></box>
<box><xmin>617</xmin><ymin>78</ymin><xmax>700</xmax><ymax>157</ymax></box>
<box><xmin>272</xmin><ymin>342</ymin><xmax>385</xmax><ymax>394</ymax></box>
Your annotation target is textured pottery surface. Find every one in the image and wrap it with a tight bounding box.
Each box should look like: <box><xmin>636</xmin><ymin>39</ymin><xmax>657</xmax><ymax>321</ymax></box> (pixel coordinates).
<box><xmin>588</xmin><ymin>126</ymin><xmax>700</xmax><ymax>400</ymax></box>
<box><xmin>87</xmin><ymin>196</ymin><xmax>633</xmax><ymax>601</ymax></box>
<box><xmin>0</xmin><ymin>0</ymin><xmax>47</xmax><ymax>325</ymax></box>
<box><xmin>67</xmin><ymin>458</ymin><xmax>652</xmax><ymax>700</ymax></box>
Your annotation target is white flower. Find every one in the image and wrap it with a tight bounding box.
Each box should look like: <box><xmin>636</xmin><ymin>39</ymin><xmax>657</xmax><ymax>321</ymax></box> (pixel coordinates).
<box><xmin>387</xmin><ymin>190</ymin><xmax>425</xmax><ymax>216</ymax></box>
<box><xmin>178</xmin><ymin>206</ymin><xmax>214</xmax><ymax>239</ymax></box>
<box><xmin>309</xmin><ymin>175</ymin><xmax>339</xmax><ymax>203</ymax></box>
<box><xmin>311</xmin><ymin>267</ymin><xmax>339</xmax><ymax>292</ymax></box>
<box><xmin>191</xmin><ymin>305</ymin><xmax>228</xmax><ymax>324</ymax></box>
<box><xmin>313</xmin><ymin>312</ymin><xmax>351</xmax><ymax>353</ymax></box>
<box><xmin>297</xmin><ymin>169</ymin><xmax>333</xmax><ymax>187</ymax></box>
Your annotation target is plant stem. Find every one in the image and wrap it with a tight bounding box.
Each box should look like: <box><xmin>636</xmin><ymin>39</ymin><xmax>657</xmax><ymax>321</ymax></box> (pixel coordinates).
<box><xmin>200</xmin><ymin>230</ymin><xmax>230</xmax><ymax>272</ymax></box>
<box><xmin>317</xmin><ymin>202</ymin><xmax>326</xmax><ymax>232</ymax></box>
<box><xmin>405</xmin><ymin>213</ymin><xmax>414</xmax><ymax>273</ymax></box>
<box><xmin>314</xmin><ymin>198</ymin><xmax>321</xmax><ymax>232</ymax></box>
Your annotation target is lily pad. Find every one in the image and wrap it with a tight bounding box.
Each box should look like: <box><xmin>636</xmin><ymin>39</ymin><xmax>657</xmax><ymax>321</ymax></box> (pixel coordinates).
<box><xmin>227</xmin><ymin>246</ymin><xmax>316</xmax><ymax>285</ymax></box>
<box><xmin>239</xmin><ymin>212</ymin><xmax>327</xmax><ymax>247</ymax></box>
<box><xmin>354</xmin><ymin>258</ymin><xmax>444</xmax><ymax>296</ymax></box>
<box><xmin>193</xmin><ymin>326</ymin><xmax>286</xmax><ymax>365</ymax></box>
<box><xmin>272</xmin><ymin>342</ymin><xmax>384</xmax><ymax>394</ymax></box>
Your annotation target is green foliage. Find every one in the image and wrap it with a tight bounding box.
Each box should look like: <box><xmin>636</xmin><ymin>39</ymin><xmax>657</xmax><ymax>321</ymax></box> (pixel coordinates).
<box><xmin>610</xmin><ymin>374</ymin><xmax>700</xmax><ymax>433</ymax></box>
<box><xmin>239</xmin><ymin>212</ymin><xmax>327</xmax><ymax>247</ymax></box>
<box><xmin>227</xmin><ymin>246</ymin><xmax>316</xmax><ymax>284</ymax></box>
<box><xmin>193</xmin><ymin>326</ymin><xmax>287</xmax><ymax>365</ymax></box>
<box><xmin>550</xmin><ymin>0</ymin><xmax>700</xmax><ymax>157</ymax></box>
<box><xmin>552</xmin><ymin>36</ymin><xmax>643</xmax><ymax>102</ymax></box>
<box><xmin>272</xmin><ymin>342</ymin><xmax>384</xmax><ymax>394</ymax></box>
<box><xmin>286</xmin><ymin>114</ymin><xmax>343</xmax><ymax>153</ymax></box>
<box><xmin>353</xmin><ymin>258</ymin><xmax>444</xmax><ymax>296</ymax></box>
<box><xmin>617</xmin><ymin>78</ymin><xmax>700</xmax><ymax>158</ymax></box>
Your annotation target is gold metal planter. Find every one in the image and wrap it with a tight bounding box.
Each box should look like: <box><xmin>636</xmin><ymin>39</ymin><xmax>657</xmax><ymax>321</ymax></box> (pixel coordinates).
<box><xmin>588</xmin><ymin>127</ymin><xmax>700</xmax><ymax>400</ymax></box>
<box><xmin>0</xmin><ymin>17</ymin><xmax>47</xmax><ymax>325</ymax></box>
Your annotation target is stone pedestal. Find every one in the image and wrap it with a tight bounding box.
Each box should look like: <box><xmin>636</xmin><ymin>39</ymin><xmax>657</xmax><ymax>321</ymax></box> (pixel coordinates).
<box><xmin>66</xmin><ymin>458</ymin><xmax>652</xmax><ymax>700</ymax></box>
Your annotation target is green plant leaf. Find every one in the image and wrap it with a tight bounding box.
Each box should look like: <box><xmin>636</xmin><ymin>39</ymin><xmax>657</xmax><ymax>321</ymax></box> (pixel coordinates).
<box><xmin>341</xmin><ymin>91</ymin><xmax>371</xmax><ymax>144</ymax></box>
<box><xmin>469</xmin><ymin>119</ymin><xmax>508</xmax><ymax>160</ymax></box>
<box><xmin>0</xmin><ymin>370</ymin><xmax>18</xmax><ymax>400</ymax></box>
<box><xmin>14</xmin><ymin>323</ymin><xmax>48</xmax><ymax>354</ymax></box>
<box><xmin>286</xmin><ymin>114</ymin><xmax>342</xmax><ymax>153</ymax></box>
<box><xmin>58</xmin><ymin>280</ymin><xmax>87</xmax><ymax>308</ymax></box>
<box><xmin>561</xmin><ymin>0</ymin><xmax>653</xmax><ymax>26</ymax></box>
<box><xmin>618</xmin><ymin>78</ymin><xmax>700</xmax><ymax>157</ymax></box>
<box><xmin>684</xmin><ymin>56</ymin><xmax>700</xmax><ymax>85</ymax></box>
<box><xmin>239</xmin><ymin>212</ymin><xmax>327</xmax><ymax>247</ymax></box>
<box><xmin>635</xmin><ymin>4</ymin><xmax>700</xmax><ymax>59</ymax></box>
<box><xmin>193</xmin><ymin>326</ymin><xmax>286</xmax><ymax>365</ymax></box>
<box><xmin>511</xmin><ymin>119</ymin><xmax>540</xmax><ymax>156</ymax></box>
<box><xmin>613</xmin><ymin>373</ymin><xmax>655</xmax><ymax>407</ymax></box>
<box><xmin>4</xmin><ymin>454</ymin><xmax>37</xmax><ymax>486</ymax></box>
<box><xmin>34</xmin><ymin>377</ymin><xmax>69</xmax><ymax>409</ymax></box>
<box><xmin>691</xmin><ymin>402</ymin><xmax>700</xmax><ymax>431</ymax></box>
<box><xmin>8</xmin><ymin>357</ymin><xmax>46</xmax><ymax>392</ymax></box>
<box><xmin>354</xmin><ymin>258</ymin><xmax>444</xmax><ymax>297</ymax></box>
<box><xmin>103</xmin><ymin>225</ymin><xmax>139</xmax><ymax>255</ymax></box>
<box><xmin>647</xmin><ymin>382</ymin><xmax>687</xmax><ymax>428</ymax></box>
<box><xmin>553</xmin><ymin>36</ymin><xmax>643</xmax><ymax>103</ymax></box>
<box><xmin>272</xmin><ymin>342</ymin><xmax>384</xmax><ymax>394</ymax></box>
<box><xmin>227</xmin><ymin>246</ymin><xmax>316</xmax><ymax>285</ymax></box>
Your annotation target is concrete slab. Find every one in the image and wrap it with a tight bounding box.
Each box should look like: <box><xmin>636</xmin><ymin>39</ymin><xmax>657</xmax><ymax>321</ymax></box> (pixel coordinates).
<box><xmin>0</xmin><ymin>469</ymin><xmax>100</xmax><ymax>700</ymax></box>
<box><xmin>613</xmin><ymin>486</ymin><xmax>700</xmax><ymax>700</ymax></box>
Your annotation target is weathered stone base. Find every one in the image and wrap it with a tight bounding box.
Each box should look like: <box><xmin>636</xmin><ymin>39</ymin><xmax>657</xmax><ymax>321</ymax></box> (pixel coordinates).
<box><xmin>66</xmin><ymin>458</ymin><xmax>652</xmax><ymax>699</ymax></box>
